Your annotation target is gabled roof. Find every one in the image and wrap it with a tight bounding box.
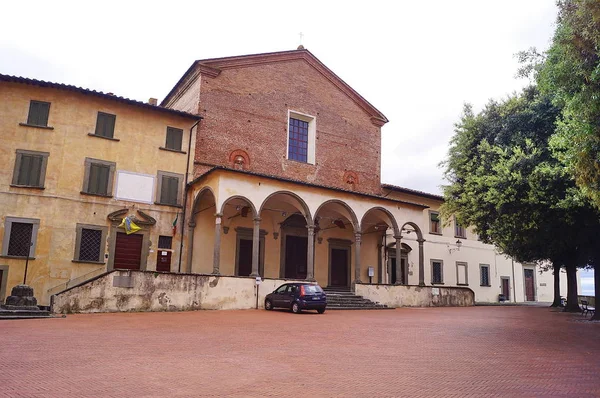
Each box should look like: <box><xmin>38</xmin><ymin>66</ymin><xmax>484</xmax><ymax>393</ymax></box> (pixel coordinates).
<box><xmin>0</xmin><ymin>74</ymin><xmax>201</xmax><ymax>120</ymax></box>
<box><xmin>161</xmin><ymin>49</ymin><xmax>388</xmax><ymax>126</ymax></box>
<box><xmin>381</xmin><ymin>183</ymin><xmax>444</xmax><ymax>201</ymax></box>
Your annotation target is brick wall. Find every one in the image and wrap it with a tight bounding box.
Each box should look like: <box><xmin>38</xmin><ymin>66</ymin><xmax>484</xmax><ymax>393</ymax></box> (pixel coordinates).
<box><xmin>190</xmin><ymin>59</ymin><xmax>384</xmax><ymax>195</ymax></box>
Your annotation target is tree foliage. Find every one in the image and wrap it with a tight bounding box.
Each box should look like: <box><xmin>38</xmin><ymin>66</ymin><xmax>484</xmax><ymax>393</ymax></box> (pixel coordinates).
<box><xmin>441</xmin><ymin>87</ymin><xmax>593</xmax><ymax>263</ymax></box>
<box><xmin>538</xmin><ymin>0</ymin><xmax>600</xmax><ymax>208</ymax></box>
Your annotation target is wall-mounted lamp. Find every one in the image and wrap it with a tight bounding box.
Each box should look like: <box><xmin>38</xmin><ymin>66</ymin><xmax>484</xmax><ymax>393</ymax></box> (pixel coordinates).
<box><xmin>448</xmin><ymin>239</ymin><xmax>462</xmax><ymax>254</ymax></box>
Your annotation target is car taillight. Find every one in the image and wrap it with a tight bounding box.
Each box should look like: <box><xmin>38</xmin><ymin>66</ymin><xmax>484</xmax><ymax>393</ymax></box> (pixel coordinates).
<box><xmin>300</xmin><ymin>285</ymin><xmax>306</xmax><ymax>297</ymax></box>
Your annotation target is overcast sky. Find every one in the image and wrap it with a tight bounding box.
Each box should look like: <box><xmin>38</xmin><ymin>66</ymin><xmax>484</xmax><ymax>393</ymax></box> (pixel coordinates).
<box><xmin>0</xmin><ymin>0</ymin><xmax>558</xmax><ymax>195</ymax></box>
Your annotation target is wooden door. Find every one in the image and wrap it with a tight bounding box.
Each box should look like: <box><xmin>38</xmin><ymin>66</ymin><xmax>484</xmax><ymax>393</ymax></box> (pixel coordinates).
<box><xmin>330</xmin><ymin>248</ymin><xmax>349</xmax><ymax>287</ymax></box>
<box><xmin>114</xmin><ymin>232</ymin><xmax>143</xmax><ymax>270</ymax></box>
<box><xmin>156</xmin><ymin>250</ymin><xmax>171</xmax><ymax>272</ymax></box>
<box><xmin>524</xmin><ymin>269</ymin><xmax>535</xmax><ymax>301</ymax></box>
<box><xmin>501</xmin><ymin>278</ymin><xmax>510</xmax><ymax>300</ymax></box>
<box><xmin>237</xmin><ymin>239</ymin><xmax>252</xmax><ymax>276</ymax></box>
<box><xmin>284</xmin><ymin>236</ymin><xmax>307</xmax><ymax>279</ymax></box>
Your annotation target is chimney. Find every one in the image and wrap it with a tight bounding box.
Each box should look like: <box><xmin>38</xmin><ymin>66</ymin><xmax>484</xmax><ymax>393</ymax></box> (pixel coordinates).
<box><xmin>148</xmin><ymin>98</ymin><xmax>158</xmax><ymax>106</ymax></box>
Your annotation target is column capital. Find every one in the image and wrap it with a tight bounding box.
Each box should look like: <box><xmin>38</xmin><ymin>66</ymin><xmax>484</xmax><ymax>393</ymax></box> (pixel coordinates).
<box><xmin>214</xmin><ymin>212</ymin><xmax>223</xmax><ymax>218</ymax></box>
<box><xmin>394</xmin><ymin>235</ymin><xmax>402</xmax><ymax>241</ymax></box>
<box><xmin>188</xmin><ymin>221</ymin><xmax>196</xmax><ymax>228</ymax></box>
<box><xmin>306</xmin><ymin>224</ymin><xmax>315</xmax><ymax>231</ymax></box>
<box><xmin>253</xmin><ymin>217</ymin><xmax>262</xmax><ymax>223</ymax></box>
<box><xmin>354</xmin><ymin>231</ymin><xmax>362</xmax><ymax>242</ymax></box>
<box><xmin>417</xmin><ymin>238</ymin><xmax>426</xmax><ymax>244</ymax></box>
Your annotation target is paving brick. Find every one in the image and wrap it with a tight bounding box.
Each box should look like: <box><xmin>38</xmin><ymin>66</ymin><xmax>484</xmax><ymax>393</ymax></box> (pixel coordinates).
<box><xmin>0</xmin><ymin>307</ymin><xmax>599</xmax><ymax>397</ymax></box>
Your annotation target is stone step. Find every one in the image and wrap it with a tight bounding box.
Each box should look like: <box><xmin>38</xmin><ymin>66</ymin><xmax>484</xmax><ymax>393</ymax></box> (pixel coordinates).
<box><xmin>327</xmin><ymin>306</ymin><xmax>393</xmax><ymax>310</ymax></box>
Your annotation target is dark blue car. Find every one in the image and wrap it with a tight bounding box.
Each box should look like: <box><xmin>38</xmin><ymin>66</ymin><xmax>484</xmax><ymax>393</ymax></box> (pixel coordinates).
<box><xmin>265</xmin><ymin>283</ymin><xmax>327</xmax><ymax>314</ymax></box>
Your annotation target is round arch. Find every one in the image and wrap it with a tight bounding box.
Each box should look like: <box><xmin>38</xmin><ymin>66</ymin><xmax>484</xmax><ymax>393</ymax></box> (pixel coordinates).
<box><xmin>219</xmin><ymin>195</ymin><xmax>258</xmax><ymax>217</ymax></box>
<box><xmin>191</xmin><ymin>186</ymin><xmax>216</xmax><ymax>214</ymax></box>
<box><xmin>258</xmin><ymin>190</ymin><xmax>313</xmax><ymax>226</ymax></box>
<box><xmin>313</xmin><ymin>199</ymin><xmax>359</xmax><ymax>232</ymax></box>
<box><xmin>400</xmin><ymin>221</ymin><xmax>423</xmax><ymax>241</ymax></box>
<box><xmin>360</xmin><ymin>206</ymin><xmax>400</xmax><ymax>236</ymax></box>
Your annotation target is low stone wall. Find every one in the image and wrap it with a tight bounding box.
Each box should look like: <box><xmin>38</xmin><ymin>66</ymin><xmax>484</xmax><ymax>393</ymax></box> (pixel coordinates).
<box><xmin>51</xmin><ymin>270</ymin><xmax>305</xmax><ymax>314</ymax></box>
<box><xmin>355</xmin><ymin>283</ymin><xmax>474</xmax><ymax>307</ymax></box>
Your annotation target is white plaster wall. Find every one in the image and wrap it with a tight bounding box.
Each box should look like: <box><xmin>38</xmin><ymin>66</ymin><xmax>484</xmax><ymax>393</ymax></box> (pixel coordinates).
<box><xmin>355</xmin><ymin>284</ymin><xmax>474</xmax><ymax>307</ymax></box>
<box><xmin>52</xmin><ymin>270</ymin><xmax>307</xmax><ymax>313</ymax></box>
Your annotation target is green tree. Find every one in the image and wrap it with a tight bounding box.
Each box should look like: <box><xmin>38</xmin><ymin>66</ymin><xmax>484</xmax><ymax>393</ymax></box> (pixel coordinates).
<box><xmin>441</xmin><ymin>87</ymin><xmax>600</xmax><ymax>312</ymax></box>
<box><xmin>538</xmin><ymin>0</ymin><xmax>600</xmax><ymax>208</ymax></box>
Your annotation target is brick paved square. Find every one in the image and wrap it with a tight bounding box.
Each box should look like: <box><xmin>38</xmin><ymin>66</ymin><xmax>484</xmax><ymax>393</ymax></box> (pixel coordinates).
<box><xmin>1</xmin><ymin>307</ymin><xmax>599</xmax><ymax>397</ymax></box>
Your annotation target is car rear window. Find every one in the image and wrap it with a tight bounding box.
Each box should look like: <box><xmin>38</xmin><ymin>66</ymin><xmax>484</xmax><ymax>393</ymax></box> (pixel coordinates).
<box><xmin>303</xmin><ymin>285</ymin><xmax>323</xmax><ymax>293</ymax></box>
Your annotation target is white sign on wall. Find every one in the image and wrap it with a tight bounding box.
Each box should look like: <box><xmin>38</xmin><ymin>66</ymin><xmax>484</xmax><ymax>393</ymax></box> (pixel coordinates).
<box><xmin>115</xmin><ymin>171</ymin><xmax>155</xmax><ymax>204</ymax></box>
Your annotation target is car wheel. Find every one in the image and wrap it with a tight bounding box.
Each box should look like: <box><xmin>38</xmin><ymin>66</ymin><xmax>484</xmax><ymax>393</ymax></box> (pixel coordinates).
<box><xmin>317</xmin><ymin>308</ymin><xmax>325</xmax><ymax>314</ymax></box>
<box><xmin>292</xmin><ymin>302</ymin><xmax>301</xmax><ymax>314</ymax></box>
<box><xmin>265</xmin><ymin>299</ymin><xmax>273</xmax><ymax>310</ymax></box>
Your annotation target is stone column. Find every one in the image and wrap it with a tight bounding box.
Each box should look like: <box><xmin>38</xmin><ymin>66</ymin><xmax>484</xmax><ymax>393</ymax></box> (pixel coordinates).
<box><xmin>186</xmin><ymin>221</ymin><xmax>196</xmax><ymax>273</ymax></box>
<box><xmin>250</xmin><ymin>217</ymin><xmax>261</xmax><ymax>277</ymax></box>
<box><xmin>212</xmin><ymin>213</ymin><xmax>223</xmax><ymax>275</ymax></box>
<box><xmin>377</xmin><ymin>239</ymin><xmax>383</xmax><ymax>284</ymax></box>
<box><xmin>395</xmin><ymin>236</ymin><xmax>402</xmax><ymax>284</ymax></box>
<box><xmin>418</xmin><ymin>238</ymin><xmax>425</xmax><ymax>286</ymax></box>
<box><xmin>353</xmin><ymin>232</ymin><xmax>362</xmax><ymax>286</ymax></box>
<box><xmin>306</xmin><ymin>225</ymin><xmax>315</xmax><ymax>281</ymax></box>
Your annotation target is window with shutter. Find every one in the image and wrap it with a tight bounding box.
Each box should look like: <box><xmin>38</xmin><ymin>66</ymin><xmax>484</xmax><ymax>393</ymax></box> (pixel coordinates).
<box><xmin>83</xmin><ymin>158</ymin><xmax>115</xmax><ymax>196</ymax></box>
<box><xmin>95</xmin><ymin>112</ymin><xmax>116</xmax><ymax>138</ymax></box>
<box><xmin>165</xmin><ymin>127</ymin><xmax>183</xmax><ymax>151</ymax></box>
<box><xmin>88</xmin><ymin>163</ymin><xmax>110</xmax><ymax>195</ymax></box>
<box><xmin>27</xmin><ymin>100</ymin><xmax>51</xmax><ymax>127</ymax></box>
<box><xmin>161</xmin><ymin>175</ymin><xmax>179</xmax><ymax>205</ymax></box>
<box><xmin>156</xmin><ymin>171</ymin><xmax>183</xmax><ymax>206</ymax></box>
<box><xmin>12</xmin><ymin>149</ymin><xmax>49</xmax><ymax>188</ymax></box>
<box><xmin>429</xmin><ymin>211</ymin><xmax>441</xmax><ymax>234</ymax></box>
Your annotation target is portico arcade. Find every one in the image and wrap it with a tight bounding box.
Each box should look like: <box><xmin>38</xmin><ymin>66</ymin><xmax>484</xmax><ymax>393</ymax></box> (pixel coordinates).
<box><xmin>185</xmin><ymin>168</ymin><xmax>426</xmax><ymax>289</ymax></box>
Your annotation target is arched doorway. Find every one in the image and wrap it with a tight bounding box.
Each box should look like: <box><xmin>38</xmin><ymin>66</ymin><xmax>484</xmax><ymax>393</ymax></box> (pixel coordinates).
<box><xmin>187</xmin><ymin>187</ymin><xmax>216</xmax><ymax>273</ymax></box>
<box><xmin>313</xmin><ymin>200</ymin><xmax>358</xmax><ymax>287</ymax></box>
<box><xmin>400</xmin><ymin>222</ymin><xmax>425</xmax><ymax>286</ymax></box>
<box><xmin>387</xmin><ymin>242</ymin><xmax>412</xmax><ymax>284</ymax></box>
<box><xmin>259</xmin><ymin>191</ymin><xmax>313</xmax><ymax>280</ymax></box>
<box><xmin>219</xmin><ymin>196</ymin><xmax>262</xmax><ymax>277</ymax></box>
<box><xmin>361</xmin><ymin>207</ymin><xmax>399</xmax><ymax>284</ymax></box>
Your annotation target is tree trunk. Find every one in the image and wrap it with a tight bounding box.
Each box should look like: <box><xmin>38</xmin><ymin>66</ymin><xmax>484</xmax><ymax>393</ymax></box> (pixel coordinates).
<box><xmin>550</xmin><ymin>262</ymin><xmax>562</xmax><ymax>307</ymax></box>
<box><xmin>591</xmin><ymin>267</ymin><xmax>599</xmax><ymax>321</ymax></box>
<box><xmin>564</xmin><ymin>262</ymin><xmax>581</xmax><ymax>312</ymax></box>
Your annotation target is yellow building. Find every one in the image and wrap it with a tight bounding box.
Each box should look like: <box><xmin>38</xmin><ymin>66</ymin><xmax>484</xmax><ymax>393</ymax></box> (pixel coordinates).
<box><xmin>0</xmin><ymin>74</ymin><xmax>200</xmax><ymax>305</ymax></box>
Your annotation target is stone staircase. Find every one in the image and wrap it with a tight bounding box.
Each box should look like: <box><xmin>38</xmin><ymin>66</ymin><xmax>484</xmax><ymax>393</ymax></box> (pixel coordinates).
<box><xmin>323</xmin><ymin>287</ymin><xmax>391</xmax><ymax>310</ymax></box>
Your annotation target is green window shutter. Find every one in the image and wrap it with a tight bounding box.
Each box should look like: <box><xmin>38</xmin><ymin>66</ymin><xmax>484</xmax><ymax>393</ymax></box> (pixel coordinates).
<box><xmin>27</xmin><ymin>101</ymin><xmax>50</xmax><ymax>126</ymax></box>
<box><xmin>95</xmin><ymin>113</ymin><xmax>116</xmax><ymax>138</ymax></box>
<box><xmin>89</xmin><ymin>164</ymin><xmax>110</xmax><ymax>195</ymax></box>
<box><xmin>166</xmin><ymin>127</ymin><xmax>183</xmax><ymax>150</ymax></box>
<box><xmin>17</xmin><ymin>154</ymin><xmax>42</xmax><ymax>186</ymax></box>
<box><xmin>430</xmin><ymin>212</ymin><xmax>439</xmax><ymax>222</ymax></box>
<box><xmin>161</xmin><ymin>176</ymin><xmax>179</xmax><ymax>205</ymax></box>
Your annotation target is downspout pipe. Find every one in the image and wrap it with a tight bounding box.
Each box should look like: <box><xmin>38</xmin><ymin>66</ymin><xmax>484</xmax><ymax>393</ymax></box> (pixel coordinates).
<box><xmin>178</xmin><ymin>118</ymin><xmax>202</xmax><ymax>273</ymax></box>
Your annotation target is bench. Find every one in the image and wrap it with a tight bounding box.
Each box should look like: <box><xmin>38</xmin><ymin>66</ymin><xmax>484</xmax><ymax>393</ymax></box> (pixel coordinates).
<box><xmin>581</xmin><ymin>300</ymin><xmax>596</xmax><ymax>318</ymax></box>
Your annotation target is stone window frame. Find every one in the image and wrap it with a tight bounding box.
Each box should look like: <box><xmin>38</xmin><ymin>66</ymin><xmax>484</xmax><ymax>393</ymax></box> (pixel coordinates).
<box><xmin>155</xmin><ymin>170</ymin><xmax>184</xmax><ymax>207</ymax></box>
<box><xmin>89</xmin><ymin>111</ymin><xmax>119</xmax><ymax>141</ymax></box>
<box><xmin>0</xmin><ymin>265</ymin><xmax>9</xmax><ymax>301</ymax></box>
<box><xmin>25</xmin><ymin>100</ymin><xmax>51</xmax><ymax>128</ymax></box>
<box><xmin>11</xmin><ymin>149</ymin><xmax>50</xmax><ymax>189</ymax></box>
<box><xmin>1</xmin><ymin>217</ymin><xmax>40</xmax><ymax>259</ymax></box>
<box><xmin>73</xmin><ymin>223</ymin><xmax>108</xmax><ymax>264</ymax></box>
<box><xmin>429</xmin><ymin>210</ymin><xmax>441</xmax><ymax>235</ymax></box>
<box><xmin>454</xmin><ymin>216</ymin><xmax>466</xmax><ymax>239</ymax></box>
<box><xmin>81</xmin><ymin>157</ymin><xmax>116</xmax><ymax>197</ymax></box>
<box><xmin>287</xmin><ymin>110</ymin><xmax>316</xmax><ymax>165</ymax></box>
<box><xmin>159</xmin><ymin>126</ymin><xmax>186</xmax><ymax>154</ymax></box>
<box><xmin>456</xmin><ymin>261</ymin><xmax>468</xmax><ymax>286</ymax></box>
<box><xmin>479</xmin><ymin>264</ymin><xmax>491</xmax><ymax>287</ymax></box>
<box><xmin>234</xmin><ymin>227</ymin><xmax>267</xmax><ymax>277</ymax></box>
<box><xmin>430</xmin><ymin>258</ymin><xmax>444</xmax><ymax>285</ymax></box>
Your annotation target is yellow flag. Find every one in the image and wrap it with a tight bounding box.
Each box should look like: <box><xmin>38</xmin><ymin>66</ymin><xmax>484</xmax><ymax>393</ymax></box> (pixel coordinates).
<box><xmin>119</xmin><ymin>216</ymin><xmax>141</xmax><ymax>235</ymax></box>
